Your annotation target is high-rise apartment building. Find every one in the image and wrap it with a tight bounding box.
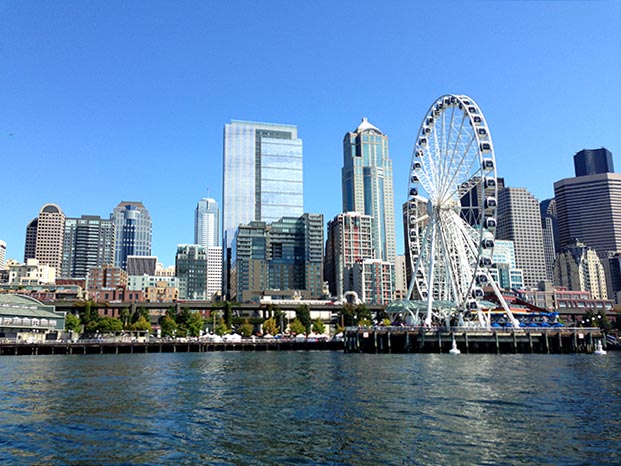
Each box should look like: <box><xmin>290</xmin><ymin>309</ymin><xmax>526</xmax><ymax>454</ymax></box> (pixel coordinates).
<box><xmin>554</xmin><ymin>241</ymin><xmax>608</xmax><ymax>300</ymax></box>
<box><xmin>175</xmin><ymin>244</ymin><xmax>208</xmax><ymax>300</ymax></box>
<box><xmin>111</xmin><ymin>201</ymin><xmax>152</xmax><ymax>270</ymax></box>
<box><xmin>231</xmin><ymin>214</ymin><xmax>323</xmax><ymax>302</ymax></box>
<box><xmin>206</xmin><ymin>246</ymin><xmax>223</xmax><ymax>300</ymax></box>
<box><xmin>352</xmin><ymin>259</ymin><xmax>395</xmax><ymax>305</ymax></box>
<box><xmin>342</xmin><ymin>118</ymin><xmax>396</xmax><ymax>263</ymax></box>
<box><xmin>195</xmin><ymin>198</ymin><xmax>220</xmax><ymax>248</ymax></box>
<box><xmin>554</xmin><ymin>170</ymin><xmax>621</xmax><ymax>253</ymax></box>
<box><xmin>497</xmin><ymin>188</ymin><xmax>547</xmax><ymax>289</ymax></box>
<box><xmin>61</xmin><ymin>215</ymin><xmax>115</xmax><ymax>278</ymax></box>
<box><xmin>573</xmin><ymin>148</ymin><xmax>614</xmax><ymax>177</ymax></box>
<box><xmin>33</xmin><ymin>204</ymin><xmax>66</xmax><ymax>274</ymax></box>
<box><xmin>324</xmin><ymin>212</ymin><xmax>374</xmax><ymax>300</ymax></box>
<box><xmin>126</xmin><ymin>256</ymin><xmax>158</xmax><ymax>276</ymax></box>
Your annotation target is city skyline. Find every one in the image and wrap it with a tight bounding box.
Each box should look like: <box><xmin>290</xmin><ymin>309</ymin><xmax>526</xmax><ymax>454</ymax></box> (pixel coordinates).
<box><xmin>2</xmin><ymin>1</ymin><xmax>620</xmax><ymax>265</ymax></box>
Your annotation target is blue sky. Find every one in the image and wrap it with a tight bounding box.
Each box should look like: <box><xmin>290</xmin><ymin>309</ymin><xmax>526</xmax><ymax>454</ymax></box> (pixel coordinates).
<box><xmin>1</xmin><ymin>0</ymin><xmax>620</xmax><ymax>266</ymax></box>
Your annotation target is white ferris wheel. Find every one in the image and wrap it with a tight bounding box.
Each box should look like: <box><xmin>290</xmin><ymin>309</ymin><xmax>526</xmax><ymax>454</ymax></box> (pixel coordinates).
<box><xmin>405</xmin><ymin>94</ymin><xmax>518</xmax><ymax>328</ymax></box>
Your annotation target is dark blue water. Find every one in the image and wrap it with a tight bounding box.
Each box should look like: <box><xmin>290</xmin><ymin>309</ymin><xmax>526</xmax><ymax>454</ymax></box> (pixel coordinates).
<box><xmin>0</xmin><ymin>351</ymin><xmax>620</xmax><ymax>465</ymax></box>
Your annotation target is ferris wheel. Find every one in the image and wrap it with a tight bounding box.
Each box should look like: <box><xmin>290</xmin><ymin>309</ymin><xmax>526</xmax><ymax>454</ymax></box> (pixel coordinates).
<box><xmin>405</xmin><ymin>94</ymin><xmax>518</xmax><ymax>328</ymax></box>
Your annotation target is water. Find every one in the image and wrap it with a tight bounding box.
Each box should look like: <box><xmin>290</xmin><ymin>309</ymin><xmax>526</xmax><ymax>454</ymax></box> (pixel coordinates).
<box><xmin>0</xmin><ymin>351</ymin><xmax>620</xmax><ymax>465</ymax></box>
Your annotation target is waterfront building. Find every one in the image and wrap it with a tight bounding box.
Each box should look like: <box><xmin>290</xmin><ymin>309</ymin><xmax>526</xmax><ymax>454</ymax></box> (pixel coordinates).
<box><xmin>231</xmin><ymin>214</ymin><xmax>324</xmax><ymax>303</ymax></box>
<box><xmin>195</xmin><ymin>198</ymin><xmax>220</xmax><ymax>248</ymax></box>
<box><xmin>351</xmin><ymin>258</ymin><xmax>395</xmax><ymax>305</ymax></box>
<box><xmin>33</xmin><ymin>204</ymin><xmax>66</xmax><ymax>273</ymax></box>
<box><xmin>324</xmin><ymin>212</ymin><xmax>374</xmax><ymax>300</ymax></box>
<box><xmin>0</xmin><ymin>240</ymin><xmax>6</xmax><ymax>269</ymax></box>
<box><xmin>540</xmin><ymin>199</ymin><xmax>558</xmax><ymax>281</ymax></box>
<box><xmin>342</xmin><ymin>118</ymin><xmax>396</xmax><ymax>264</ymax></box>
<box><xmin>497</xmin><ymin>187</ymin><xmax>547</xmax><ymax>289</ymax></box>
<box><xmin>517</xmin><ymin>282</ymin><xmax>612</xmax><ymax>319</ymax></box>
<box><xmin>175</xmin><ymin>244</ymin><xmax>208</xmax><ymax>301</ymax></box>
<box><xmin>61</xmin><ymin>215</ymin><xmax>115</xmax><ymax>279</ymax></box>
<box><xmin>554</xmin><ymin>172</ymin><xmax>621</xmax><ymax>254</ymax></box>
<box><xmin>111</xmin><ymin>201</ymin><xmax>152</xmax><ymax>270</ymax></box>
<box><xmin>222</xmin><ymin>120</ymin><xmax>303</xmax><ymax>298</ymax></box>
<box><xmin>488</xmin><ymin>240</ymin><xmax>524</xmax><ymax>290</ymax></box>
<box><xmin>0</xmin><ymin>294</ymin><xmax>65</xmax><ymax>342</ymax></box>
<box><xmin>573</xmin><ymin>148</ymin><xmax>614</xmax><ymax>177</ymax></box>
<box><xmin>554</xmin><ymin>241</ymin><xmax>608</xmax><ymax>300</ymax></box>
<box><xmin>8</xmin><ymin>259</ymin><xmax>56</xmax><ymax>285</ymax></box>
<box><xmin>126</xmin><ymin>256</ymin><xmax>158</xmax><ymax>276</ymax></box>
<box><xmin>24</xmin><ymin>218</ymin><xmax>38</xmax><ymax>261</ymax></box>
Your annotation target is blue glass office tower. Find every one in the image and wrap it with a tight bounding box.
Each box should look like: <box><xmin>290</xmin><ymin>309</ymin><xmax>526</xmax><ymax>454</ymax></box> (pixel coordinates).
<box><xmin>222</xmin><ymin>120</ymin><xmax>303</xmax><ymax>298</ymax></box>
<box><xmin>342</xmin><ymin>118</ymin><xmax>396</xmax><ymax>264</ymax></box>
<box><xmin>111</xmin><ymin>201</ymin><xmax>152</xmax><ymax>270</ymax></box>
<box><xmin>194</xmin><ymin>198</ymin><xmax>220</xmax><ymax>248</ymax></box>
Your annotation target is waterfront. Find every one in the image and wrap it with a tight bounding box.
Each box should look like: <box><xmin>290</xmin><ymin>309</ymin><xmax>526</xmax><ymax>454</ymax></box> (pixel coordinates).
<box><xmin>1</xmin><ymin>352</ymin><xmax>620</xmax><ymax>465</ymax></box>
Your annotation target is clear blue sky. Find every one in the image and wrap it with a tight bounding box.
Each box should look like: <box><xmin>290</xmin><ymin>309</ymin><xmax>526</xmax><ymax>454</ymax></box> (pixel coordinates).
<box><xmin>2</xmin><ymin>0</ymin><xmax>620</xmax><ymax>266</ymax></box>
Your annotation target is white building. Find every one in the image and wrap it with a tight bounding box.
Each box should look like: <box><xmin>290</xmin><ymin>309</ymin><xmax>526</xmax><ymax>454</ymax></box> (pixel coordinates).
<box><xmin>195</xmin><ymin>198</ymin><xmax>220</xmax><ymax>248</ymax></box>
<box><xmin>128</xmin><ymin>274</ymin><xmax>179</xmax><ymax>292</ymax></box>
<box><xmin>394</xmin><ymin>255</ymin><xmax>407</xmax><ymax>301</ymax></box>
<box><xmin>0</xmin><ymin>240</ymin><xmax>6</xmax><ymax>269</ymax></box>
<box><xmin>9</xmin><ymin>259</ymin><xmax>56</xmax><ymax>285</ymax></box>
<box><xmin>207</xmin><ymin>246</ymin><xmax>223</xmax><ymax>300</ymax></box>
<box><xmin>352</xmin><ymin>258</ymin><xmax>395</xmax><ymax>305</ymax></box>
<box><xmin>554</xmin><ymin>241</ymin><xmax>608</xmax><ymax>299</ymax></box>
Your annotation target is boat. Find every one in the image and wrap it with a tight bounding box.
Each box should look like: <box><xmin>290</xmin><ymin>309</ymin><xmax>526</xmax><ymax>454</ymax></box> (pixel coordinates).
<box><xmin>594</xmin><ymin>340</ymin><xmax>607</xmax><ymax>355</ymax></box>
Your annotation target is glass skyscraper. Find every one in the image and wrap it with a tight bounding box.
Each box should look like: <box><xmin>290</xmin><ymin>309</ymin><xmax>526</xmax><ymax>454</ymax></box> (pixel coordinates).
<box><xmin>342</xmin><ymin>118</ymin><xmax>396</xmax><ymax>264</ymax></box>
<box><xmin>194</xmin><ymin>197</ymin><xmax>219</xmax><ymax>248</ymax></box>
<box><xmin>111</xmin><ymin>201</ymin><xmax>152</xmax><ymax>270</ymax></box>
<box><xmin>222</xmin><ymin>120</ymin><xmax>303</xmax><ymax>249</ymax></box>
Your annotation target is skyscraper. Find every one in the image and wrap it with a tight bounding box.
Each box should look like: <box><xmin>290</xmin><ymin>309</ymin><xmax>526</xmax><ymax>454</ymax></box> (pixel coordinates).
<box><xmin>24</xmin><ymin>218</ymin><xmax>38</xmax><ymax>261</ymax></box>
<box><xmin>554</xmin><ymin>151</ymin><xmax>621</xmax><ymax>253</ymax></box>
<box><xmin>194</xmin><ymin>197</ymin><xmax>220</xmax><ymax>248</ymax></box>
<box><xmin>111</xmin><ymin>201</ymin><xmax>152</xmax><ymax>270</ymax></box>
<box><xmin>540</xmin><ymin>198</ymin><xmax>558</xmax><ymax>281</ymax></box>
<box><xmin>175</xmin><ymin>244</ymin><xmax>208</xmax><ymax>300</ymax></box>
<box><xmin>62</xmin><ymin>215</ymin><xmax>115</xmax><ymax>278</ymax></box>
<box><xmin>497</xmin><ymin>188</ymin><xmax>547</xmax><ymax>289</ymax></box>
<box><xmin>342</xmin><ymin>118</ymin><xmax>396</xmax><ymax>264</ymax></box>
<box><xmin>554</xmin><ymin>241</ymin><xmax>608</xmax><ymax>299</ymax></box>
<box><xmin>222</xmin><ymin>120</ymin><xmax>303</xmax><ymax>298</ymax></box>
<box><xmin>34</xmin><ymin>204</ymin><xmax>66</xmax><ymax>273</ymax></box>
<box><xmin>222</xmin><ymin>120</ymin><xmax>303</xmax><ymax>249</ymax></box>
<box><xmin>573</xmin><ymin>148</ymin><xmax>614</xmax><ymax>177</ymax></box>
<box><xmin>0</xmin><ymin>240</ymin><xmax>6</xmax><ymax>269</ymax></box>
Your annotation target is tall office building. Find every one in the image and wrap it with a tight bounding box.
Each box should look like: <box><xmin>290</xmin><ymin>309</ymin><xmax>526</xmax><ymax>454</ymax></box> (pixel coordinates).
<box><xmin>222</xmin><ymin>120</ymin><xmax>303</xmax><ymax>248</ymax></box>
<box><xmin>61</xmin><ymin>215</ymin><xmax>115</xmax><ymax>278</ymax></box>
<box><xmin>206</xmin><ymin>246</ymin><xmax>223</xmax><ymax>300</ymax></box>
<box><xmin>0</xmin><ymin>240</ymin><xmax>6</xmax><ymax>269</ymax></box>
<box><xmin>175</xmin><ymin>244</ymin><xmax>208</xmax><ymax>300</ymax></box>
<box><xmin>24</xmin><ymin>218</ymin><xmax>38</xmax><ymax>261</ymax></box>
<box><xmin>231</xmin><ymin>214</ymin><xmax>323</xmax><ymax>302</ymax></box>
<box><xmin>573</xmin><ymin>148</ymin><xmax>614</xmax><ymax>177</ymax></box>
<box><xmin>342</xmin><ymin>118</ymin><xmax>396</xmax><ymax>264</ymax></box>
<box><xmin>111</xmin><ymin>201</ymin><xmax>152</xmax><ymax>270</ymax></box>
<box><xmin>126</xmin><ymin>256</ymin><xmax>158</xmax><ymax>276</ymax></box>
<box><xmin>324</xmin><ymin>212</ymin><xmax>374</xmax><ymax>300</ymax></box>
<box><xmin>554</xmin><ymin>149</ymin><xmax>621</xmax><ymax>253</ymax></box>
<box><xmin>554</xmin><ymin>241</ymin><xmax>608</xmax><ymax>300</ymax></box>
<box><xmin>195</xmin><ymin>198</ymin><xmax>220</xmax><ymax>248</ymax></box>
<box><xmin>222</xmin><ymin>120</ymin><xmax>303</xmax><ymax>298</ymax></box>
<box><xmin>489</xmin><ymin>240</ymin><xmax>524</xmax><ymax>290</ymax></box>
<box><xmin>540</xmin><ymin>199</ymin><xmax>558</xmax><ymax>281</ymax></box>
<box><xmin>33</xmin><ymin>204</ymin><xmax>66</xmax><ymax>274</ymax></box>
<box><xmin>496</xmin><ymin>188</ymin><xmax>547</xmax><ymax>289</ymax></box>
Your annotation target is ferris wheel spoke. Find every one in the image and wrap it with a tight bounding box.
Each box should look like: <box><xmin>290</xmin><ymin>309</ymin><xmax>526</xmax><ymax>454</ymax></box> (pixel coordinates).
<box><xmin>439</xmin><ymin>134</ymin><xmax>477</xmax><ymax>201</ymax></box>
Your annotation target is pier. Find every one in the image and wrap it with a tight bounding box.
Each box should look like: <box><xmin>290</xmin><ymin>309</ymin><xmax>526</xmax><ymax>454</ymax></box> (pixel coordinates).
<box><xmin>0</xmin><ymin>339</ymin><xmax>342</xmax><ymax>356</ymax></box>
<box><xmin>344</xmin><ymin>327</ymin><xmax>606</xmax><ymax>354</ymax></box>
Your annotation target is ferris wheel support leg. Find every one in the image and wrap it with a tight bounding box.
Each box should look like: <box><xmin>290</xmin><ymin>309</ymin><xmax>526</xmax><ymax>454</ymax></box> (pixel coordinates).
<box><xmin>489</xmin><ymin>278</ymin><xmax>520</xmax><ymax>328</ymax></box>
<box><xmin>425</xmin><ymin>220</ymin><xmax>436</xmax><ymax>327</ymax></box>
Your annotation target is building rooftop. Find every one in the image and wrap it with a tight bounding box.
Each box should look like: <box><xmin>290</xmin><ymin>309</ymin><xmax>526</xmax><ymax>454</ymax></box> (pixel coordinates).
<box><xmin>355</xmin><ymin>117</ymin><xmax>384</xmax><ymax>135</ymax></box>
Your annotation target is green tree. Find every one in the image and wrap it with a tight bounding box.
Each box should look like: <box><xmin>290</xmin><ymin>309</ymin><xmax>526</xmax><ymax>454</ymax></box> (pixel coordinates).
<box><xmin>356</xmin><ymin>304</ymin><xmax>372</xmax><ymax>325</ymax></box>
<box><xmin>185</xmin><ymin>311</ymin><xmax>205</xmax><ymax>337</ymax></box>
<box><xmin>129</xmin><ymin>315</ymin><xmax>152</xmax><ymax>332</ymax></box>
<box><xmin>296</xmin><ymin>305</ymin><xmax>311</xmax><ymax>333</ymax></box>
<box><xmin>340</xmin><ymin>303</ymin><xmax>356</xmax><ymax>327</ymax></box>
<box><xmin>582</xmin><ymin>309</ymin><xmax>611</xmax><ymax>332</ymax></box>
<box><xmin>160</xmin><ymin>315</ymin><xmax>178</xmax><ymax>337</ymax></box>
<box><xmin>289</xmin><ymin>318</ymin><xmax>306</xmax><ymax>335</ymax></box>
<box><xmin>65</xmin><ymin>313</ymin><xmax>81</xmax><ymax>333</ymax></box>
<box><xmin>262</xmin><ymin>317</ymin><xmax>279</xmax><ymax>335</ymax></box>
<box><xmin>312</xmin><ymin>318</ymin><xmax>325</xmax><ymax>335</ymax></box>
<box><xmin>119</xmin><ymin>307</ymin><xmax>131</xmax><ymax>327</ymax></box>
<box><xmin>96</xmin><ymin>317</ymin><xmax>123</xmax><ymax>333</ymax></box>
<box><xmin>214</xmin><ymin>316</ymin><xmax>230</xmax><ymax>336</ymax></box>
<box><xmin>239</xmin><ymin>318</ymin><xmax>253</xmax><ymax>337</ymax></box>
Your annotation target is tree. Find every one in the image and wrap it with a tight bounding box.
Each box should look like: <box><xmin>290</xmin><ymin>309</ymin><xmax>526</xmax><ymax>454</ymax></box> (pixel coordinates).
<box><xmin>129</xmin><ymin>315</ymin><xmax>152</xmax><ymax>332</ymax></box>
<box><xmin>119</xmin><ymin>307</ymin><xmax>131</xmax><ymax>327</ymax></box>
<box><xmin>239</xmin><ymin>318</ymin><xmax>253</xmax><ymax>337</ymax></box>
<box><xmin>65</xmin><ymin>313</ymin><xmax>81</xmax><ymax>333</ymax></box>
<box><xmin>289</xmin><ymin>318</ymin><xmax>306</xmax><ymax>335</ymax></box>
<box><xmin>356</xmin><ymin>304</ymin><xmax>372</xmax><ymax>325</ymax></box>
<box><xmin>296</xmin><ymin>305</ymin><xmax>311</xmax><ymax>333</ymax></box>
<box><xmin>160</xmin><ymin>315</ymin><xmax>178</xmax><ymax>337</ymax></box>
<box><xmin>262</xmin><ymin>317</ymin><xmax>279</xmax><ymax>335</ymax></box>
<box><xmin>185</xmin><ymin>311</ymin><xmax>205</xmax><ymax>337</ymax></box>
<box><xmin>340</xmin><ymin>303</ymin><xmax>356</xmax><ymax>327</ymax></box>
<box><xmin>95</xmin><ymin>317</ymin><xmax>123</xmax><ymax>333</ymax></box>
<box><xmin>214</xmin><ymin>316</ymin><xmax>229</xmax><ymax>336</ymax></box>
<box><xmin>312</xmin><ymin>318</ymin><xmax>325</xmax><ymax>335</ymax></box>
